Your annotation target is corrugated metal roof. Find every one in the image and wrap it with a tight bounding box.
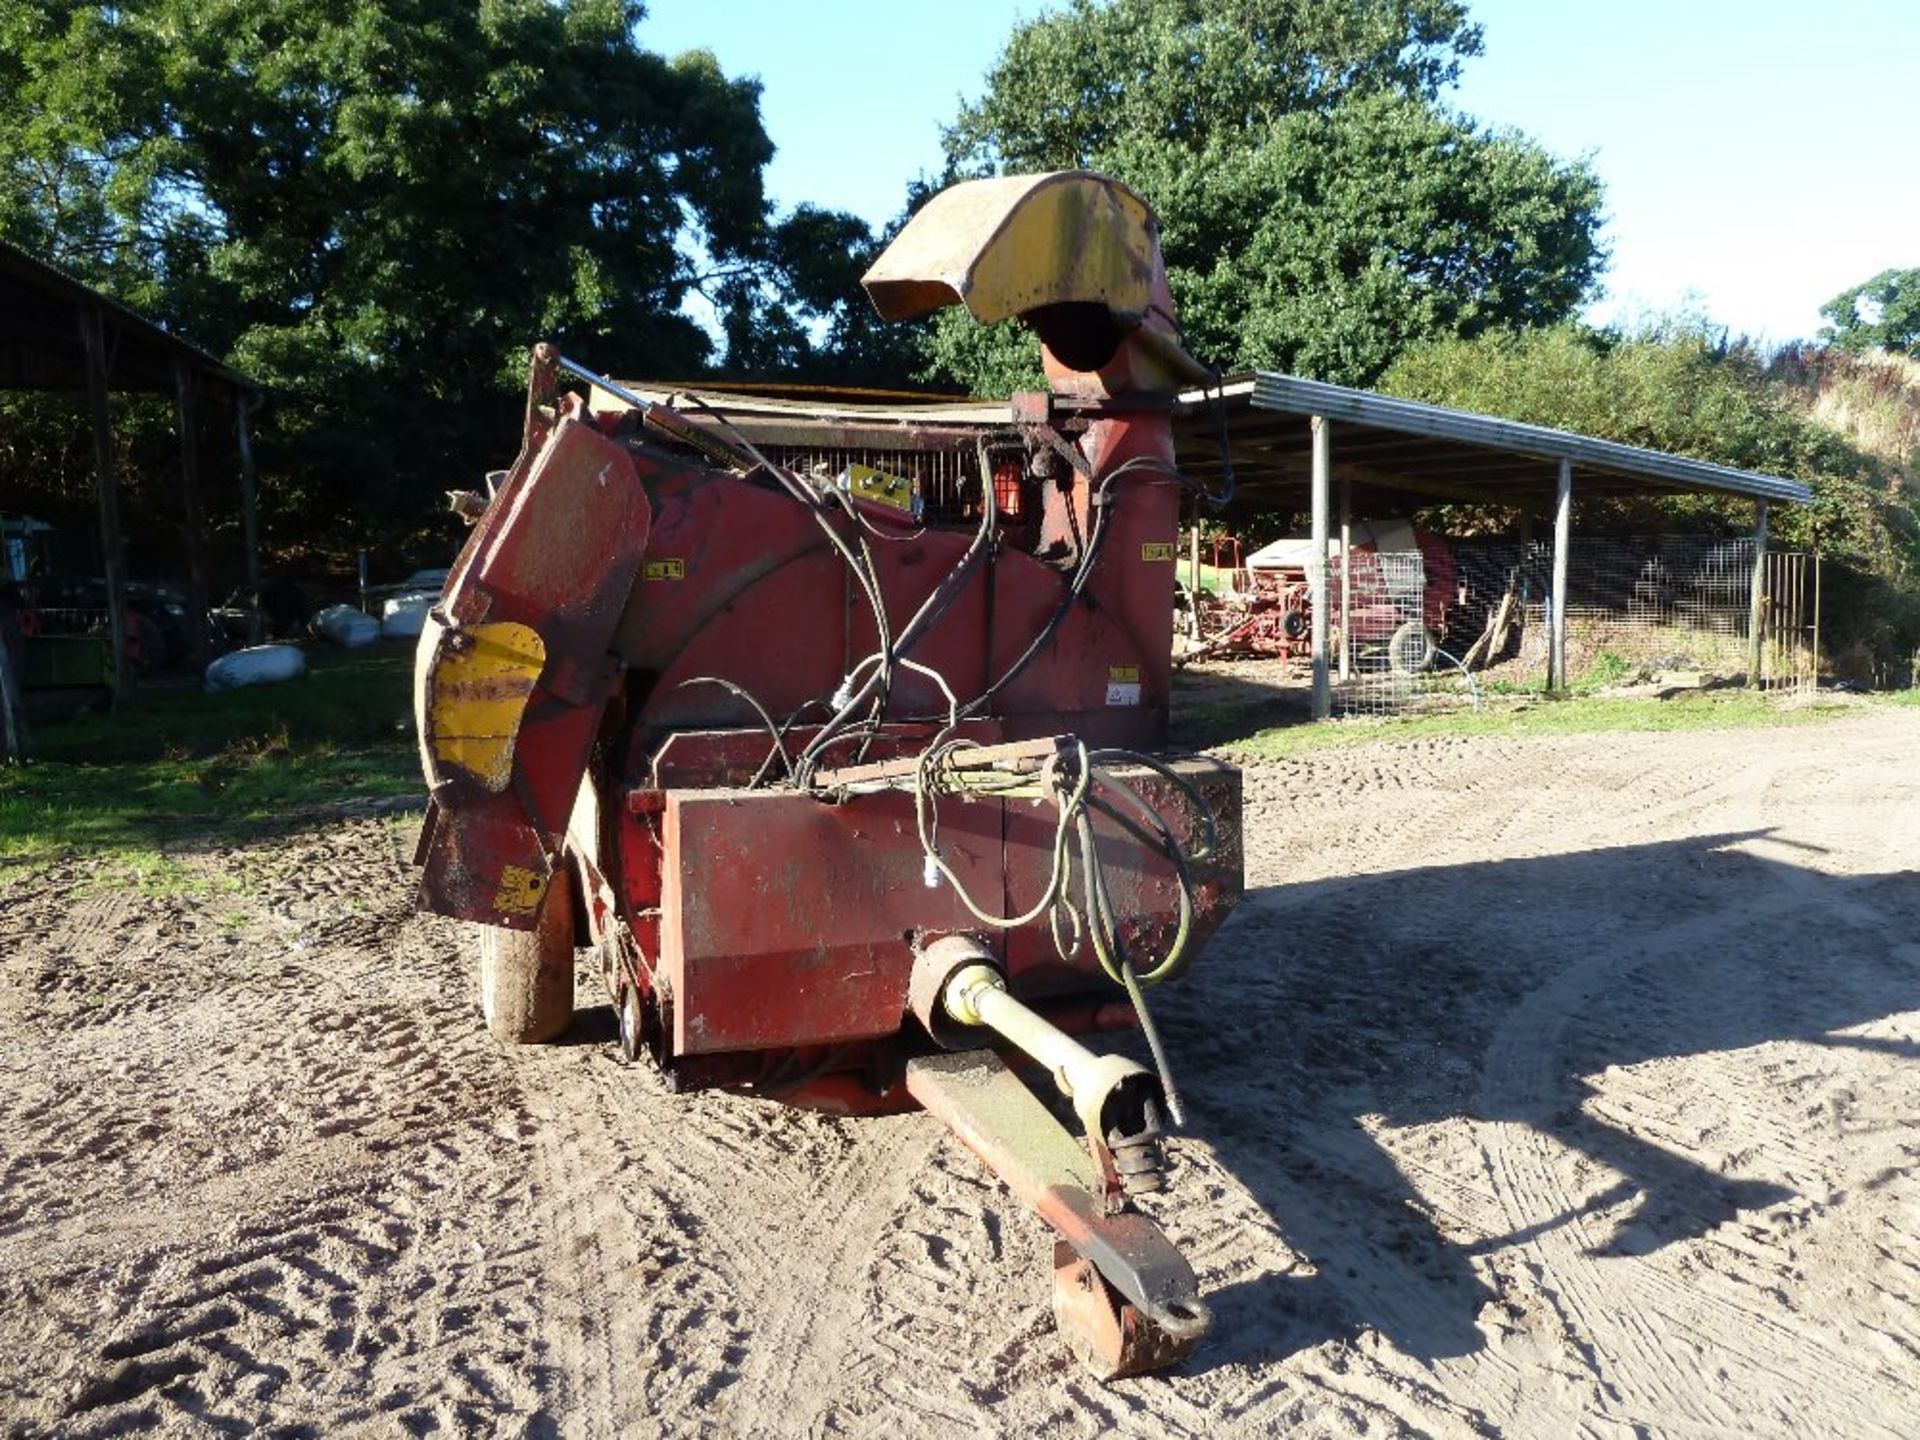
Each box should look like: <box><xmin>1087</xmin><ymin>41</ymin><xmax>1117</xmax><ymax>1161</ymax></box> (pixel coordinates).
<box><xmin>0</xmin><ymin>236</ymin><xmax>258</xmax><ymax>397</ymax></box>
<box><xmin>1169</xmin><ymin>373</ymin><xmax>1810</xmax><ymax>509</ymax></box>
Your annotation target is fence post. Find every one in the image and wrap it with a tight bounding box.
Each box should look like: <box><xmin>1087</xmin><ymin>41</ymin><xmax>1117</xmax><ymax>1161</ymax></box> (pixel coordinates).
<box><xmin>1746</xmin><ymin>500</ymin><xmax>1769</xmax><ymax>689</ymax></box>
<box><xmin>1337</xmin><ymin>476</ymin><xmax>1352</xmax><ymax>683</ymax></box>
<box><xmin>1310</xmin><ymin>416</ymin><xmax>1331</xmax><ymax>719</ymax></box>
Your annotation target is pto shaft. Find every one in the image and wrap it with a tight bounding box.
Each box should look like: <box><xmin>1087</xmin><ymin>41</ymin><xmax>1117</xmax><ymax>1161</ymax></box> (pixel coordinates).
<box><xmin>911</xmin><ymin>936</ymin><xmax>1170</xmax><ymax>1197</ymax></box>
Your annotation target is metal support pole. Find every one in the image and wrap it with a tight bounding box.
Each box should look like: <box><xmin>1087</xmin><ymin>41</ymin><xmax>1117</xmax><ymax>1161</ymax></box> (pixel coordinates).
<box><xmin>1188</xmin><ymin>522</ymin><xmax>1200</xmax><ymax>604</ymax></box>
<box><xmin>1549</xmin><ymin>458</ymin><xmax>1572</xmax><ymax>693</ymax></box>
<box><xmin>79</xmin><ymin>304</ymin><xmax>128</xmax><ymax>704</ymax></box>
<box><xmin>173</xmin><ymin>359</ymin><xmax>212</xmax><ymax>664</ymax></box>
<box><xmin>1337</xmin><ymin>476</ymin><xmax>1352</xmax><ymax>683</ymax></box>
<box><xmin>235</xmin><ymin>395</ymin><xmax>264</xmax><ymax>645</ymax></box>
<box><xmin>1310</xmin><ymin>416</ymin><xmax>1331</xmax><ymax>719</ymax></box>
<box><xmin>1812</xmin><ymin>549</ymin><xmax>1822</xmax><ymax>691</ymax></box>
<box><xmin>1746</xmin><ymin>499</ymin><xmax>1770</xmax><ymax>689</ymax></box>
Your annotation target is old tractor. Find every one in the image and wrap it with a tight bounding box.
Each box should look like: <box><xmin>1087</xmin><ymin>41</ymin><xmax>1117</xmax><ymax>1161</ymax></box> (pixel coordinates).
<box><xmin>412</xmin><ymin>171</ymin><xmax>1244</xmax><ymax>1377</ymax></box>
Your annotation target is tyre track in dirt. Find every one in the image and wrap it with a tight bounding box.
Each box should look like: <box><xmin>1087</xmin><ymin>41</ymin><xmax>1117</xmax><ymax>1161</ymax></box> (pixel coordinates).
<box><xmin>0</xmin><ymin>821</ymin><xmax>561</xmax><ymax>1437</ymax></box>
<box><xmin>4</xmin><ymin>710</ymin><xmax>1918</xmax><ymax>1437</ymax></box>
<box><xmin>1464</xmin><ymin>717</ymin><xmax>1920</xmax><ymax>1436</ymax></box>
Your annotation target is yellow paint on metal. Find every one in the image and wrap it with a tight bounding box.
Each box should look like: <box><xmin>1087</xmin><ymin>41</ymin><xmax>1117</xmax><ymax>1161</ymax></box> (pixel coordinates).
<box><xmin>1140</xmin><ymin>541</ymin><xmax>1176</xmax><ymax>562</ymax></box>
<box><xmin>426</xmin><ymin>620</ymin><xmax>545</xmax><ymax>792</ymax></box>
<box><xmin>843</xmin><ymin>463</ymin><xmax>919</xmax><ymax>515</ymax></box>
<box><xmin>644</xmin><ymin>558</ymin><xmax>685</xmax><ymax>581</ymax></box>
<box><xmin>862</xmin><ymin>172</ymin><xmax>1156</xmax><ymax>326</ymax></box>
<box><xmin>493</xmin><ymin>864</ymin><xmax>547</xmax><ymax>916</ymax></box>
<box><xmin>1108</xmin><ymin>665</ymin><xmax>1141</xmax><ymax>683</ymax></box>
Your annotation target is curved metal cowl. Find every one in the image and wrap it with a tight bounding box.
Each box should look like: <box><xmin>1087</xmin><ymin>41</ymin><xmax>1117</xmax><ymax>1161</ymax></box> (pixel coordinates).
<box><xmin>861</xmin><ymin>171</ymin><xmax>1162</xmax><ymax>327</ymax></box>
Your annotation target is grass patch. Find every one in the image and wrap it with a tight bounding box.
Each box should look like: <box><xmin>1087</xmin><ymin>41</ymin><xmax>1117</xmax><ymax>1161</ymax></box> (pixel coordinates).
<box><xmin>1224</xmin><ymin>689</ymin><xmax>1874</xmax><ymax>763</ymax></box>
<box><xmin>2</xmin><ymin>646</ymin><xmax>419</xmax><ymax>865</ymax></box>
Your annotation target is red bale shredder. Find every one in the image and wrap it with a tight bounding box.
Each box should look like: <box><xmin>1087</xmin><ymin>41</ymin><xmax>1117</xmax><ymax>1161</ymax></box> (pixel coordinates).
<box><xmin>412</xmin><ymin>171</ymin><xmax>1245</xmax><ymax>1376</ymax></box>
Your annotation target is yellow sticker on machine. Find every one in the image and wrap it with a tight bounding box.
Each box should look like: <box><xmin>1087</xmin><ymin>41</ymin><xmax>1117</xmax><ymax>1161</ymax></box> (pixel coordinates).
<box><xmin>644</xmin><ymin>558</ymin><xmax>685</xmax><ymax>581</ymax></box>
<box><xmin>493</xmin><ymin>864</ymin><xmax>547</xmax><ymax>916</ymax></box>
<box><xmin>1109</xmin><ymin>665</ymin><xmax>1141</xmax><ymax>682</ymax></box>
<box><xmin>1141</xmin><ymin>541</ymin><xmax>1176</xmax><ymax>562</ymax></box>
<box><xmin>1106</xmin><ymin>663</ymin><xmax>1143</xmax><ymax>707</ymax></box>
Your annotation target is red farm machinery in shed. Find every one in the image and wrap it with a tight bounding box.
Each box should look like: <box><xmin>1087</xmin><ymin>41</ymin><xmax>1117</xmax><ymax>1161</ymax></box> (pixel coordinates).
<box><xmin>411</xmin><ymin>172</ymin><xmax>1245</xmax><ymax>1376</ymax></box>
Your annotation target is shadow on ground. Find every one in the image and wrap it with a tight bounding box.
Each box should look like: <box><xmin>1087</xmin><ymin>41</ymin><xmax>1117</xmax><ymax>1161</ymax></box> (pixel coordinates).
<box><xmin>1158</xmin><ymin>830</ymin><xmax>1920</xmax><ymax>1371</ymax></box>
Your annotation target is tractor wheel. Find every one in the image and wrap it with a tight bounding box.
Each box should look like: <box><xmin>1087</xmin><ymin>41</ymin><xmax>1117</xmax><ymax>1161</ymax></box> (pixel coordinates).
<box><xmin>1388</xmin><ymin>620</ymin><xmax>1436</xmax><ymax>675</ymax></box>
<box><xmin>476</xmin><ymin>866</ymin><xmax>575</xmax><ymax>1044</ymax></box>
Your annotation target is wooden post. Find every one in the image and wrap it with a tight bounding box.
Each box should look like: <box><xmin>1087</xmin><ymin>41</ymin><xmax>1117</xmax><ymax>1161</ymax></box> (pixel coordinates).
<box><xmin>1746</xmin><ymin>499</ymin><xmax>1769</xmax><ymax>689</ymax></box>
<box><xmin>1188</xmin><ymin>522</ymin><xmax>1200</xmax><ymax>604</ymax></box>
<box><xmin>173</xmin><ymin>359</ymin><xmax>212</xmax><ymax>664</ymax></box>
<box><xmin>1549</xmin><ymin>458</ymin><xmax>1572</xmax><ymax>693</ymax></box>
<box><xmin>0</xmin><ymin>638</ymin><xmax>21</xmax><ymax>763</ymax></box>
<box><xmin>235</xmin><ymin>394</ymin><xmax>264</xmax><ymax>644</ymax></box>
<box><xmin>78</xmin><ymin>304</ymin><xmax>128</xmax><ymax>704</ymax></box>
<box><xmin>1310</xmin><ymin>416</ymin><xmax>1331</xmax><ymax>720</ymax></box>
<box><xmin>1337</xmin><ymin>475</ymin><xmax>1352</xmax><ymax>683</ymax></box>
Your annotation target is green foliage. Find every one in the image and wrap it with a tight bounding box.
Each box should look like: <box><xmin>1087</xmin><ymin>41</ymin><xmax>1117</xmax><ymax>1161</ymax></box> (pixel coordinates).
<box><xmin>946</xmin><ymin>0</ymin><xmax>1484</xmax><ymax>170</ymax></box>
<box><xmin>0</xmin><ymin>2</ymin><xmax>899</xmax><ymax>560</ymax></box>
<box><xmin>1820</xmin><ymin>267</ymin><xmax>1920</xmax><ymax>357</ymax></box>
<box><xmin>1382</xmin><ymin>324</ymin><xmax>1916</xmax><ymax>572</ymax></box>
<box><xmin>929</xmin><ymin>0</ymin><xmax>1602</xmax><ymax>393</ymax></box>
<box><xmin>1580</xmin><ymin>650</ymin><xmax>1632</xmax><ymax>690</ymax></box>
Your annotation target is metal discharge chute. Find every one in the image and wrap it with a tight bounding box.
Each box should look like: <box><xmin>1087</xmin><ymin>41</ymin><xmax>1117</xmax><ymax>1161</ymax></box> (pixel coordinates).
<box><xmin>413</xmin><ymin>171</ymin><xmax>1244</xmax><ymax>1377</ymax></box>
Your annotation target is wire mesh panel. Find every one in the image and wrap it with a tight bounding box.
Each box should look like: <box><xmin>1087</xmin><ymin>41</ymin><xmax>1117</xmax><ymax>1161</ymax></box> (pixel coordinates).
<box><xmin>1331</xmin><ymin>550</ymin><xmax>1478</xmax><ymax>717</ymax></box>
<box><xmin>1451</xmin><ymin>536</ymin><xmax>1762</xmax><ymax>693</ymax></box>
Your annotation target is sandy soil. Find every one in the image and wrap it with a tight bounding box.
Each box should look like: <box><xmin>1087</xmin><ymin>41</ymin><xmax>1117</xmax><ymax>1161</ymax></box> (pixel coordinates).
<box><xmin>3</xmin><ymin>709</ymin><xmax>1918</xmax><ymax>1438</ymax></box>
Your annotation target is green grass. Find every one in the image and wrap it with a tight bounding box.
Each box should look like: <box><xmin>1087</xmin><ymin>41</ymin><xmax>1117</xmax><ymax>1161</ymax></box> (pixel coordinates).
<box><xmin>1224</xmin><ymin>689</ymin><xmax>1878</xmax><ymax>763</ymax></box>
<box><xmin>2</xmin><ymin>647</ymin><xmax>419</xmax><ymax>868</ymax></box>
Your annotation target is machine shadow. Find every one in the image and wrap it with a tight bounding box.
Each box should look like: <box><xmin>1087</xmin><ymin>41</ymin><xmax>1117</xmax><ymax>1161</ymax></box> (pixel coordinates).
<box><xmin>1150</xmin><ymin>830</ymin><xmax>1920</xmax><ymax>1371</ymax></box>
<box><xmin>1169</xmin><ymin>662</ymin><xmax>1311</xmax><ymax>749</ymax></box>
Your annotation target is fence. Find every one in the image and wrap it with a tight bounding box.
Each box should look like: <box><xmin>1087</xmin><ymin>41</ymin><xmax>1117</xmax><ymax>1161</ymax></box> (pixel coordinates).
<box><xmin>1324</xmin><ymin>534</ymin><xmax>1816</xmax><ymax>715</ymax></box>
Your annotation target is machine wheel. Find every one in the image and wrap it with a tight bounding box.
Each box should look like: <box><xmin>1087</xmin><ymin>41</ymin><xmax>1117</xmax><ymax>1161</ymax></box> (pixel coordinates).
<box><xmin>1388</xmin><ymin>620</ymin><xmax>1435</xmax><ymax>675</ymax></box>
<box><xmin>476</xmin><ymin>866</ymin><xmax>575</xmax><ymax>1044</ymax></box>
<box><xmin>616</xmin><ymin>984</ymin><xmax>645</xmax><ymax>1064</ymax></box>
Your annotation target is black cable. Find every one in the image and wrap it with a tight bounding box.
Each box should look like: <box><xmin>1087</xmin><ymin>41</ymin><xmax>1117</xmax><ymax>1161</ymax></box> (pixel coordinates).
<box><xmin>671</xmin><ymin>677</ymin><xmax>791</xmax><ymax>783</ymax></box>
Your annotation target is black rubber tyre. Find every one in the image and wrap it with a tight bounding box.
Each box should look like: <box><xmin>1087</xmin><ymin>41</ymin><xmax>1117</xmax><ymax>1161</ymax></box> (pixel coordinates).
<box><xmin>616</xmin><ymin>984</ymin><xmax>645</xmax><ymax>1064</ymax></box>
<box><xmin>1388</xmin><ymin>620</ymin><xmax>1436</xmax><ymax>675</ymax></box>
<box><xmin>476</xmin><ymin>866</ymin><xmax>575</xmax><ymax>1044</ymax></box>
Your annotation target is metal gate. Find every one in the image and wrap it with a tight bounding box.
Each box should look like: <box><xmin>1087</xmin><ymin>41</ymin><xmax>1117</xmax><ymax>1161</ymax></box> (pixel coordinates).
<box><xmin>1756</xmin><ymin>550</ymin><xmax>1819</xmax><ymax>694</ymax></box>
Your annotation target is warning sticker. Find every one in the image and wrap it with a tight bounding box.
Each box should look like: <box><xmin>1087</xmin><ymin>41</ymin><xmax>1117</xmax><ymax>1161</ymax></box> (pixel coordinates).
<box><xmin>643</xmin><ymin>558</ymin><xmax>685</xmax><ymax>581</ymax></box>
<box><xmin>1140</xmin><ymin>541</ymin><xmax>1176</xmax><ymax>562</ymax></box>
<box><xmin>1106</xmin><ymin>664</ymin><xmax>1142</xmax><ymax>706</ymax></box>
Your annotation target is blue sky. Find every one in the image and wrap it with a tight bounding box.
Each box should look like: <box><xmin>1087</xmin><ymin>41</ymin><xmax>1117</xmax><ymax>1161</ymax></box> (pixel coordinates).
<box><xmin>638</xmin><ymin>1</ymin><xmax>1918</xmax><ymax>346</ymax></box>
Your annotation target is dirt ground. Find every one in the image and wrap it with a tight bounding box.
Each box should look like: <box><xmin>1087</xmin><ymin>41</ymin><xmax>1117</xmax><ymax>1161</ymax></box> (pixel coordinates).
<box><xmin>3</xmin><ymin>708</ymin><xmax>1918</xmax><ymax>1438</ymax></box>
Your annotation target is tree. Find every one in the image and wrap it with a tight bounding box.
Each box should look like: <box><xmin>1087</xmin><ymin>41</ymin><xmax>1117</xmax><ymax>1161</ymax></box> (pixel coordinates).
<box><xmin>0</xmin><ymin>1</ymin><xmax>890</xmax><ymax>548</ymax></box>
<box><xmin>929</xmin><ymin>0</ymin><xmax>1603</xmax><ymax>393</ymax></box>
<box><xmin>1820</xmin><ymin>268</ymin><xmax>1920</xmax><ymax>357</ymax></box>
<box><xmin>1382</xmin><ymin>323</ymin><xmax>1912</xmax><ymax>570</ymax></box>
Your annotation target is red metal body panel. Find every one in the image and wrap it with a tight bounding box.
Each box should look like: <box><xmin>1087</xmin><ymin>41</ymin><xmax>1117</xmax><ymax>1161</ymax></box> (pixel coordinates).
<box><xmin>648</xmin><ymin>759</ymin><xmax>1240</xmax><ymax>1065</ymax></box>
<box><xmin>417</xmin><ymin>403</ymin><xmax>653</xmax><ymax>927</ymax></box>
